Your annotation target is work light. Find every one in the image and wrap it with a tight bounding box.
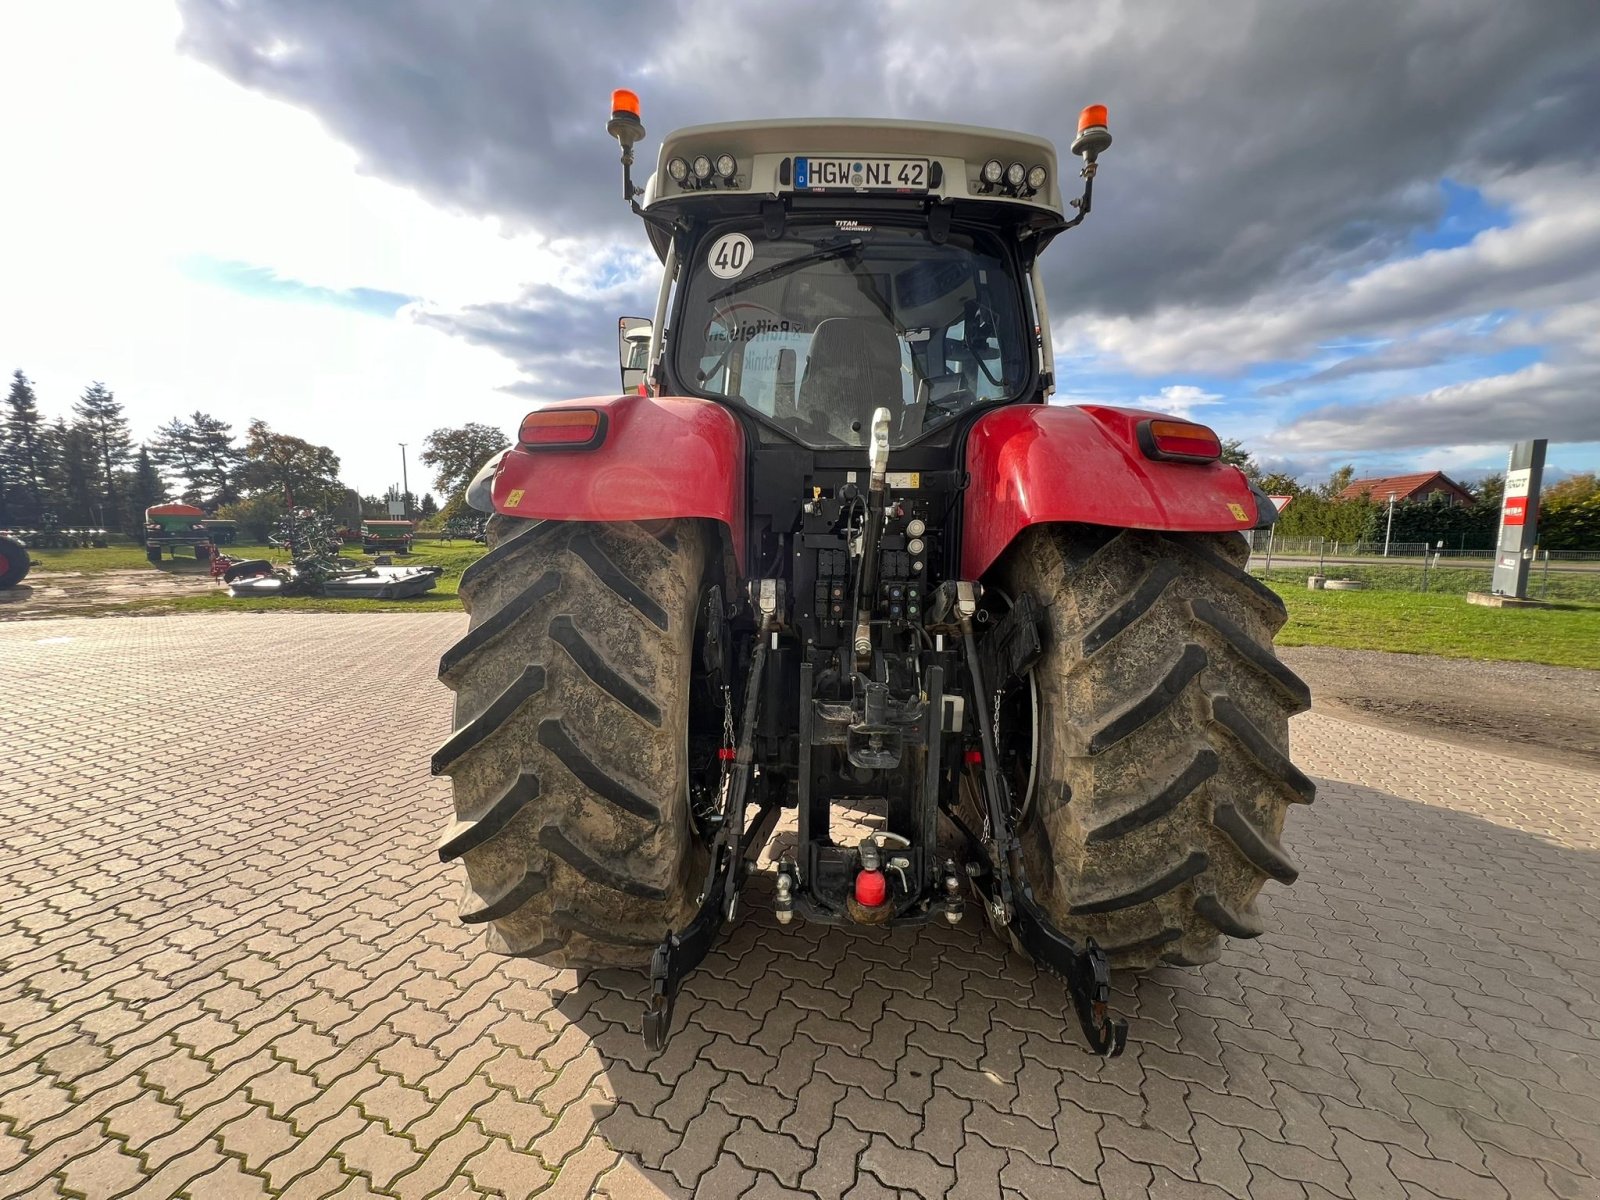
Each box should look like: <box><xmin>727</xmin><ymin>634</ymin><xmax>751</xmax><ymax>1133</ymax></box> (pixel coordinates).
<box><xmin>715</xmin><ymin>153</ymin><xmax>737</xmax><ymax>178</ymax></box>
<box><xmin>692</xmin><ymin>155</ymin><xmax>713</xmax><ymax>181</ymax></box>
<box><xmin>667</xmin><ymin>157</ymin><xmax>689</xmax><ymax>183</ymax></box>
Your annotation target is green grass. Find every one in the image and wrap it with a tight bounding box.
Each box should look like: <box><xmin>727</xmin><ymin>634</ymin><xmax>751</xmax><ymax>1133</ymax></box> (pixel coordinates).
<box><xmin>22</xmin><ymin>541</ymin><xmax>169</xmax><ymax>572</ymax></box>
<box><xmin>1272</xmin><ymin>586</ymin><xmax>1600</xmax><ymax>670</ymax></box>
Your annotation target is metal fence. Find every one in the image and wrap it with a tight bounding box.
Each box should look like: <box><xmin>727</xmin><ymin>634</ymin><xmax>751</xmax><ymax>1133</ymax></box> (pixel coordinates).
<box><xmin>1245</xmin><ymin>531</ymin><xmax>1600</xmax><ymax>564</ymax></box>
<box><xmin>1244</xmin><ymin>545</ymin><xmax>1599</xmax><ymax>602</ymax></box>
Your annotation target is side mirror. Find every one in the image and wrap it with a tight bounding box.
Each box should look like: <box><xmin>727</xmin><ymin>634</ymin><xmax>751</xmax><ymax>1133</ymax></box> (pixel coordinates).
<box><xmin>618</xmin><ymin>316</ymin><xmax>652</xmax><ymax>393</ymax></box>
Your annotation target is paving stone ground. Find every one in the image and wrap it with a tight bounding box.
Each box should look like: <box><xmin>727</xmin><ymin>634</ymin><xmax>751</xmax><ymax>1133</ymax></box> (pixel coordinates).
<box><xmin>2</xmin><ymin>613</ymin><xmax>1597</xmax><ymax>1199</ymax></box>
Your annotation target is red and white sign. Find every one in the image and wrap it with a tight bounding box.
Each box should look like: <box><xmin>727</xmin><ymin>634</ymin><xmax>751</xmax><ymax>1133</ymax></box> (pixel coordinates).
<box><xmin>1502</xmin><ymin>468</ymin><xmax>1532</xmax><ymax>528</ymax></box>
<box><xmin>1269</xmin><ymin>494</ymin><xmax>1293</xmax><ymax>513</ymax></box>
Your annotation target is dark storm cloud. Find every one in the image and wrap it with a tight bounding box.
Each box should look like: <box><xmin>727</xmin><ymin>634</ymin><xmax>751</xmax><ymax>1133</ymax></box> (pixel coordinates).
<box><xmin>179</xmin><ymin>0</ymin><xmax>1600</xmax><ymax>321</ymax></box>
<box><xmin>412</xmin><ymin>275</ymin><xmax>653</xmax><ymax>400</ymax></box>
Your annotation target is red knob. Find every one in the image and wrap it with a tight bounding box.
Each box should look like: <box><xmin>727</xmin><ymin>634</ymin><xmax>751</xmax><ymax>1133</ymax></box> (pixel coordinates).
<box><xmin>854</xmin><ymin>869</ymin><xmax>888</xmax><ymax>907</ymax></box>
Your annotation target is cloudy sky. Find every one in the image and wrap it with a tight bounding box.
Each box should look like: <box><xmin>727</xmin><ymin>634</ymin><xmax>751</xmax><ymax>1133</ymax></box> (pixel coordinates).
<box><xmin>3</xmin><ymin>1</ymin><xmax>1597</xmax><ymax>495</ymax></box>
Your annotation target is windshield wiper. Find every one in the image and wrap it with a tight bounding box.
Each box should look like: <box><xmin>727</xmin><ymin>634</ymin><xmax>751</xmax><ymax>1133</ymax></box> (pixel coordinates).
<box><xmin>708</xmin><ymin>236</ymin><xmax>863</xmax><ymax>301</ymax></box>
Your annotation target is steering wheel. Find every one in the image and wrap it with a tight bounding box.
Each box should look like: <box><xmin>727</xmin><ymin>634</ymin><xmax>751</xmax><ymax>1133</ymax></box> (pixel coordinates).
<box><xmin>961</xmin><ymin>299</ymin><xmax>1007</xmax><ymax>388</ymax></box>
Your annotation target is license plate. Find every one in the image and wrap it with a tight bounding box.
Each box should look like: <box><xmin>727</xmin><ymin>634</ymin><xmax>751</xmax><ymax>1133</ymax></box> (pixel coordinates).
<box><xmin>794</xmin><ymin>156</ymin><xmax>929</xmax><ymax>192</ymax></box>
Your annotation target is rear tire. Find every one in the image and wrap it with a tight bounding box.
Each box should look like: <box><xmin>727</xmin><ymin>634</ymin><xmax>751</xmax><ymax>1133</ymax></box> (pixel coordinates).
<box><xmin>0</xmin><ymin>535</ymin><xmax>30</xmax><ymax>589</ymax></box>
<box><xmin>998</xmin><ymin>525</ymin><xmax>1313</xmax><ymax>968</ymax></box>
<box><xmin>435</xmin><ymin>517</ymin><xmax>712</xmax><ymax>968</ymax></box>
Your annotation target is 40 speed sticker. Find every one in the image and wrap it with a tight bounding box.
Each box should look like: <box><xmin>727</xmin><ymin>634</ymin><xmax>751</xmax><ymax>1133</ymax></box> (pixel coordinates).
<box><xmin>706</xmin><ymin>232</ymin><xmax>754</xmax><ymax>279</ymax></box>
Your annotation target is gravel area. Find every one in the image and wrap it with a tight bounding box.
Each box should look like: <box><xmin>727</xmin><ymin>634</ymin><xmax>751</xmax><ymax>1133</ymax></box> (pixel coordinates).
<box><xmin>1282</xmin><ymin>644</ymin><xmax>1600</xmax><ymax>769</ymax></box>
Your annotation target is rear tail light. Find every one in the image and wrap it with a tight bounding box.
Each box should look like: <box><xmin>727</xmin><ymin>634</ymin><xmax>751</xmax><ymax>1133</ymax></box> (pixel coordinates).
<box><xmin>518</xmin><ymin>408</ymin><xmax>606</xmax><ymax>450</ymax></box>
<box><xmin>1138</xmin><ymin>418</ymin><xmax>1222</xmax><ymax>463</ymax></box>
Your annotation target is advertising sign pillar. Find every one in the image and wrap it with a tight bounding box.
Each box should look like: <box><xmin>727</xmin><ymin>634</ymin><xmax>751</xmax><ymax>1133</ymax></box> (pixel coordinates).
<box><xmin>1490</xmin><ymin>439</ymin><xmax>1546</xmax><ymax>598</ymax></box>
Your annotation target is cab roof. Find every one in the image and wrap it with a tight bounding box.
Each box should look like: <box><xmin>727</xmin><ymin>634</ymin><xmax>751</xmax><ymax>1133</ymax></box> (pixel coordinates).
<box><xmin>642</xmin><ymin>118</ymin><xmax>1065</xmax><ymax>225</ymax></box>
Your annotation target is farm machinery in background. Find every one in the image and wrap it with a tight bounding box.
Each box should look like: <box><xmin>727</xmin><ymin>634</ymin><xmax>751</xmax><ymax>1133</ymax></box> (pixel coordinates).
<box><xmin>361</xmin><ymin>519</ymin><xmax>416</xmax><ymax>554</ymax></box>
<box><xmin>0</xmin><ymin>535</ymin><xmax>30</xmax><ymax>590</ymax></box>
<box><xmin>144</xmin><ymin>503</ymin><xmax>216</xmax><ymax>564</ymax></box>
<box><xmin>219</xmin><ymin>509</ymin><xmax>441</xmax><ymax>599</ymax></box>
<box><xmin>444</xmin><ymin>516</ymin><xmax>489</xmax><ymax>543</ymax></box>
<box><xmin>1</xmin><ymin>512</ymin><xmax>109</xmax><ymax>550</ymax></box>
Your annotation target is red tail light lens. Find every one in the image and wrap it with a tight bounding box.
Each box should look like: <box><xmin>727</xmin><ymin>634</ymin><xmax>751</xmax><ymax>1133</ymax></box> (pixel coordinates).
<box><xmin>518</xmin><ymin>408</ymin><xmax>606</xmax><ymax>450</ymax></box>
<box><xmin>1138</xmin><ymin>418</ymin><xmax>1222</xmax><ymax>463</ymax></box>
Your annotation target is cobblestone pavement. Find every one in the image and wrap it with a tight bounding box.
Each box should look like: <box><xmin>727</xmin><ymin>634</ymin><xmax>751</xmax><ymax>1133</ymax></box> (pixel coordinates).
<box><xmin>2</xmin><ymin>614</ymin><xmax>1597</xmax><ymax>1199</ymax></box>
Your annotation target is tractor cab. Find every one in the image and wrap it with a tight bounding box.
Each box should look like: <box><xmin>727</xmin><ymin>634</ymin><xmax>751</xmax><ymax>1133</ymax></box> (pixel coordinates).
<box><xmin>621</xmin><ymin>113</ymin><xmax>1102</xmax><ymax>452</ymax></box>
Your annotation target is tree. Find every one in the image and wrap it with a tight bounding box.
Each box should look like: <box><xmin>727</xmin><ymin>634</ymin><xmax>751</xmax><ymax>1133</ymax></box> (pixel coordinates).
<box><xmin>215</xmin><ymin>494</ymin><xmax>287</xmax><ymax>543</ymax></box>
<box><xmin>151</xmin><ymin>412</ymin><xmax>241</xmax><ymax>508</ymax></box>
<box><xmin>187</xmin><ymin>412</ymin><xmax>242</xmax><ymax>508</ymax></box>
<box><xmin>1471</xmin><ymin>472</ymin><xmax>1504</xmax><ymax>511</ymax></box>
<box><xmin>420</xmin><ymin>423</ymin><xmax>510</xmax><ymax>513</ymax></box>
<box><xmin>235</xmin><ymin>420</ymin><xmax>345</xmax><ymax>511</ymax></box>
<box><xmin>1542</xmin><ymin>472</ymin><xmax>1598</xmax><ymax>508</ymax></box>
<box><xmin>2</xmin><ymin>370</ymin><xmax>51</xmax><ymax>525</ymax></box>
<box><xmin>1318</xmin><ymin>464</ymin><xmax>1355</xmax><ymax>501</ymax></box>
<box><xmin>126</xmin><ymin>446</ymin><xmax>168</xmax><ymax>527</ymax></box>
<box><xmin>419</xmin><ymin>492</ymin><xmax>438</xmax><ymax>518</ymax></box>
<box><xmin>73</xmin><ymin>382</ymin><xmax>133</xmax><ymax>525</ymax></box>
<box><xmin>1540</xmin><ymin>474</ymin><xmax>1600</xmax><ymax>551</ymax></box>
<box><xmin>1219</xmin><ymin>438</ymin><xmax>1261</xmax><ymax>482</ymax></box>
<box><xmin>1257</xmin><ymin>473</ymin><xmax>1303</xmax><ymax>497</ymax></box>
<box><xmin>52</xmin><ymin>421</ymin><xmax>99</xmax><ymax>525</ymax></box>
<box><xmin>151</xmin><ymin>417</ymin><xmax>201</xmax><ymax>500</ymax></box>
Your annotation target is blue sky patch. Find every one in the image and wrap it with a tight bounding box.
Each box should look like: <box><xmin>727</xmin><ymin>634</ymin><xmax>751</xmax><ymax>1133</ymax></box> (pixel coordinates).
<box><xmin>181</xmin><ymin>256</ymin><xmax>415</xmax><ymax>317</ymax></box>
<box><xmin>1410</xmin><ymin>179</ymin><xmax>1512</xmax><ymax>252</ymax></box>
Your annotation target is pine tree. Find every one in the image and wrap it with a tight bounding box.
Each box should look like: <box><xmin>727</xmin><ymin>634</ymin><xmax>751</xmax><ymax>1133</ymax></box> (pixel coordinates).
<box><xmin>127</xmin><ymin>446</ymin><xmax>168</xmax><ymax>528</ymax></box>
<box><xmin>2</xmin><ymin>370</ymin><xmax>51</xmax><ymax>525</ymax></box>
<box><xmin>56</xmin><ymin>422</ymin><xmax>99</xmax><ymax>525</ymax></box>
<box><xmin>73</xmin><ymin>382</ymin><xmax>132</xmax><ymax>526</ymax></box>
<box><xmin>187</xmin><ymin>412</ymin><xmax>241</xmax><ymax>507</ymax></box>
<box><xmin>151</xmin><ymin>417</ymin><xmax>201</xmax><ymax>501</ymax></box>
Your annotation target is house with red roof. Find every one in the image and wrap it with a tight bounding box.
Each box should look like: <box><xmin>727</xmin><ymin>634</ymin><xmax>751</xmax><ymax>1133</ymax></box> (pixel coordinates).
<box><xmin>1337</xmin><ymin>471</ymin><xmax>1476</xmax><ymax>507</ymax></box>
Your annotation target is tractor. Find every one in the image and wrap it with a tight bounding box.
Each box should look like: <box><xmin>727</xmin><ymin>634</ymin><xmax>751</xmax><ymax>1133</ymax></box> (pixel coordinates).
<box><xmin>0</xmin><ymin>534</ymin><xmax>29</xmax><ymax>589</ymax></box>
<box><xmin>435</xmin><ymin>94</ymin><xmax>1311</xmax><ymax>1055</ymax></box>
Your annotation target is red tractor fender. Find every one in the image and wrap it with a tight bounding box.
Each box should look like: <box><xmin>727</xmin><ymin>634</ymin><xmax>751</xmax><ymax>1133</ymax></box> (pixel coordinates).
<box><xmin>490</xmin><ymin>393</ymin><xmax>747</xmax><ymax>564</ymax></box>
<box><xmin>960</xmin><ymin>403</ymin><xmax>1265</xmax><ymax>579</ymax></box>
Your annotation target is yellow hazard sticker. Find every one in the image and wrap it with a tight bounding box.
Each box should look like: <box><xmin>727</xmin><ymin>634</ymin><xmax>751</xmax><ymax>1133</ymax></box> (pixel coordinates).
<box><xmin>506</xmin><ymin>489</ymin><xmax>525</xmax><ymax>508</ymax></box>
<box><xmin>1227</xmin><ymin>502</ymin><xmax>1248</xmax><ymax>521</ymax></box>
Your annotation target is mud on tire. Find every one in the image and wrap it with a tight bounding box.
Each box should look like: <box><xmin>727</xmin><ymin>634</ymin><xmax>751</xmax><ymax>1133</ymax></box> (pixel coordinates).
<box><xmin>999</xmin><ymin>525</ymin><xmax>1314</xmax><ymax>969</ymax></box>
<box><xmin>435</xmin><ymin>516</ymin><xmax>711</xmax><ymax>968</ymax></box>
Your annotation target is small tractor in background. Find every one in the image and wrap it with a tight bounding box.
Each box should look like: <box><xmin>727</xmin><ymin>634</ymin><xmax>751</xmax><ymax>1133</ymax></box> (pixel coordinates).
<box><xmin>199</xmin><ymin>519</ymin><xmax>239</xmax><ymax>546</ymax></box>
<box><xmin>433</xmin><ymin>96</ymin><xmax>1311</xmax><ymax>1056</ymax></box>
<box><xmin>143</xmin><ymin>503</ymin><xmax>215</xmax><ymax>564</ymax></box>
<box><xmin>361</xmin><ymin>519</ymin><xmax>415</xmax><ymax>554</ymax></box>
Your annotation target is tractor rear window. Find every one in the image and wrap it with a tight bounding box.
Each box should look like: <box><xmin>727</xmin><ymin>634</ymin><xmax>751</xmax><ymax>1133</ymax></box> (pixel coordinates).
<box><xmin>672</xmin><ymin>222</ymin><xmax>1030</xmax><ymax>449</ymax></box>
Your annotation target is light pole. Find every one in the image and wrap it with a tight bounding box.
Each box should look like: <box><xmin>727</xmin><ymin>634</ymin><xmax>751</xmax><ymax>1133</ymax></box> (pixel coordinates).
<box><xmin>398</xmin><ymin>443</ymin><xmax>410</xmax><ymax>519</ymax></box>
<box><xmin>1383</xmin><ymin>493</ymin><xmax>1395</xmax><ymax>556</ymax></box>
